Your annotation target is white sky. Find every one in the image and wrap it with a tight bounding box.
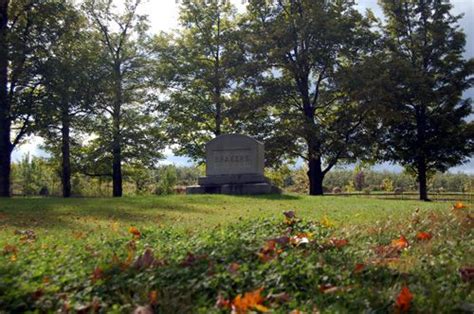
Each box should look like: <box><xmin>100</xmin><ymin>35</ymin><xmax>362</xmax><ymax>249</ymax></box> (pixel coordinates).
<box><xmin>14</xmin><ymin>0</ymin><xmax>474</xmax><ymax>173</ymax></box>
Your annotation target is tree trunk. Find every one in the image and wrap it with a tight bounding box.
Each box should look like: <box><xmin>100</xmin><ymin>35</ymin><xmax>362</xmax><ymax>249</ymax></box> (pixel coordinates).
<box><xmin>307</xmin><ymin>156</ymin><xmax>324</xmax><ymax>195</ymax></box>
<box><xmin>416</xmin><ymin>106</ymin><xmax>429</xmax><ymax>201</ymax></box>
<box><xmin>214</xmin><ymin>12</ymin><xmax>222</xmax><ymax>137</ymax></box>
<box><xmin>112</xmin><ymin>63</ymin><xmax>123</xmax><ymax>197</ymax></box>
<box><xmin>61</xmin><ymin>109</ymin><xmax>71</xmax><ymax>197</ymax></box>
<box><xmin>112</xmin><ymin>135</ymin><xmax>122</xmax><ymax>197</ymax></box>
<box><xmin>0</xmin><ymin>0</ymin><xmax>11</xmax><ymax>197</ymax></box>
<box><xmin>418</xmin><ymin>158</ymin><xmax>429</xmax><ymax>201</ymax></box>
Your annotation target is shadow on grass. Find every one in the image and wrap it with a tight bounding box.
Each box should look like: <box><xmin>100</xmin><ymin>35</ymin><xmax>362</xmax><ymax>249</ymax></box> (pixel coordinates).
<box><xmin>0</xmin><ymin>197</ymin><xmax>209</xmax><ymax>231</ymax></box>
<box><xmin>230</xmin><ymin>194</ymin><xmax>302</xmax><ymax>201</ymax></box>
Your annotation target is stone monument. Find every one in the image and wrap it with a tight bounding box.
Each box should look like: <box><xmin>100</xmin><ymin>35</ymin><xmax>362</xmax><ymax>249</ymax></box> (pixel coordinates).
<box><xmin>186</xmin><ymin>134</ymin><xmax>279</xmax><ymax>195</ymax></box>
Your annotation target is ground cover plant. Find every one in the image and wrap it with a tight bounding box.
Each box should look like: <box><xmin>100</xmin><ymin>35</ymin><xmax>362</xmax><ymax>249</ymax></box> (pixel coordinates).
<box><xmin>0</xmin><ymin>195</ymin><xmax>472</xmax><ymax>313</ymax></box>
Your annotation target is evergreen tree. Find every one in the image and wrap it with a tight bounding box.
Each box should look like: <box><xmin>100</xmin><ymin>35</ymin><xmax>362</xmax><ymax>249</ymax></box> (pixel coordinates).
<box><xmin>379</xmin><ymin>0</ymin><xmax>474</xmax><ymax>201</ymax></box>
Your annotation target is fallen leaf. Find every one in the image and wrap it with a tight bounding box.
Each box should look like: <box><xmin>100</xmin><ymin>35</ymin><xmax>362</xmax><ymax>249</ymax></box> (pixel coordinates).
<box><xmin>215</xmin><ymin>294</ymin><xmax>231</xmax><ymax>309</ymax></box>
<box><xmin>149</xmin><ymin>290</ymin><xmax>158</xmax><ymax>305</ymax></box>
<box><xmin>31</xmin><ymin>289</ymin><xmax>44</xmax><ymax>301</ymax></box>
<box><xmin>391</xmin><ymin>235</ymin><xmax>409</xmax><ymax>250</ymax></box>
<box><xmin>133</xmin><ymin>248</ymin><xmax>164</xmax><ymax>269</ymax></box>
<box><xmin>180</xmin><ymin>252</ymin><xmax>207</xmax><ymax>267</ymax></box>
<box><xmin>228</xmin><ymin>262</ymin><xmax>240</xmax><ymax>274</ymax></box>
<box><xmin>232</xmin><ymin>288</ymin><xmax>268</xmax><ymax>313</ymax></box>
<box><xmin>258</xmin><ymin>240</ymin><xmax>283</xmax><ymax>262</ymax></box>
<box><xmin>453</xmin><ymin>201</ymin><xmax>467</xmax><ymax>209</ymax></box>
<box><xmin>3</xmin><ymin>244</ymin><xmax>18</xmax><ymax>255</ymax></box>
<box><xmin>290</xmin><ymin>233</ymin><xmax>311</xmax><ymax>246</ymax></box>
<box><xmin>321</xmin><ymin>216</ymin><xmax>334</xmax><ymax>228</ymax></box>
<box><xmin>416</xmin><ymin>232</ymin><xmax>432</xmax><ymax>241</ymax></box>
<box><xmin>459</xmin><ymin>267</ymin><xmax>474</xmax><ymax>282</ymax></box>
<box><xmin>91</xmin><ymin>267</ymin><xmax>104</xmax><ymax>283</ymax></box>
<box><xmin>72</xmin><ymin>231</ymin><xmax>86</xmax><ymax>240</ymax></box>
<box><xmin>232</xmin><ymin>288</ymin><xmax>269</xmax><ymax>314</ymax></box>
<box><xmin>15</xmin><ymin>229</ymin><xmax>36</xmax><ymax>243</ymax></box>
<box><xmin>395</xmin><ymin>286</ymin><xmax>413</xmax><ymax>313</ymax></box>
<box><xmin>330</xmin><ymin>238</ymin><xmax>349</xmax><ymax>248</ymax></box>
<box><xmin>354</xmin><ymin>263</ymin><xmax>365</xmax><ymax>273</ymax></box>
<box><xmin>129</xmin><ymin>226</ymin><xmax>141</xmax><ymax>239</ymax></box>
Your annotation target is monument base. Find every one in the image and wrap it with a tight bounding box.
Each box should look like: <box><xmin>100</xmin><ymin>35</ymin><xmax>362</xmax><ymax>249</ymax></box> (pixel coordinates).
<box><xmin>186</xmin><ymin>178</ymin><xmax>280</xmax><ymax>195</ymax></box>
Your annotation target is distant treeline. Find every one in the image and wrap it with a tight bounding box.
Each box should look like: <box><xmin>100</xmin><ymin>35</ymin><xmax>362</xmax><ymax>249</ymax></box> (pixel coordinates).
<box><xmin>267</xmin><ymin>167</ymin><xmax>474</xmax><ymax>194</ymax></box>
<box><xmin>11</xmin><ymin>155</ymin><xmax>472</xmax><ymax>197</ymax></box>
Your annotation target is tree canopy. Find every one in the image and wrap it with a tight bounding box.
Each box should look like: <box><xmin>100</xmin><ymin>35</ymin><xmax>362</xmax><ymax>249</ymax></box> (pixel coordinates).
<box><xmin>0</xmin><ymin>0</ymin><xmax>471</xmax><ymax>198</ymax></box>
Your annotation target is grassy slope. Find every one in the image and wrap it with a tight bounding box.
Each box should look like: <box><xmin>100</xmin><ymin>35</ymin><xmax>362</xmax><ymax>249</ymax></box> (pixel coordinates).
<box><xmin>0</xmin><ymin>195</ymin><xmax>472</xmax><ymax>313</ymax></box>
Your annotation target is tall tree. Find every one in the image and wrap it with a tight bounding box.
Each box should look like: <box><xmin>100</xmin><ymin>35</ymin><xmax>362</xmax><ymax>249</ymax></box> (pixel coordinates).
<box><xmin>379</xmin><ymin>0</ymin><xmax>474</xmax><ymax>201</ymax></box>
<box><xmin>84</xmin><ymin>0</ymin><xmax>158</xmax><ymax>197</ymax></box>
<box><xmin>155</xmin><ymin>0</ymin><xmax>246</xmax><ymax>159</ymax></box>
<box><xmin>0</xmin><ymin>0</ymin><xmax>9</xmax><ymax>196</ymax></box>
<box><xmin>0</xmin><ymin>0</ymin><xmax>75</xmax><ymax>197</ymax></box>
<box><xmin>243</xmin><ymin>0</ymin><xmax>379</xmax><ymax>195</ymax></box>
<box><xmin>37</xmin><ymin>9</ymin><xmax>105</xmax><ymax>197</ymax></box>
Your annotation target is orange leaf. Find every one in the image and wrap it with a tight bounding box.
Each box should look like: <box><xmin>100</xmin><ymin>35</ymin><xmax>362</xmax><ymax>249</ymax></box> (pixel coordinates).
<box><xmin>391</xmin><ymin>235</ymin><xmax>409</xmax><ymax>250</ymax></box>
<box><xmin>149</xmin><ymin>290</ymin><xmax>158</xmax><ymax>305</ymax></box>
<box><xmin>416</xmin><ymin>232</ymin><xmax>432</xmax><ymax>241</ymax></box>
<box><xmin>3</xmin><ymin>244</ymin><xmax>18</xmax><ymax>255</ymax></box>
<box><xmin>354</xmin><ymin>263</ymin><xmax>365</xmax><ymax>273</ymax></box>
<box><xmin>395</xmin><ymin>286</ymin><xmax>413</xmax><ymax>313</ymax></box>
<box><xmin>453</xmin><ymin>201</ymin><xmax>467</xmax><ymax>209</ymax></box>
<box><xmin>232</xmin><ymin>288</ymin><xmax>267</xmax><ymax>313</ymax></box>
<box><xmin>129</xmin><ymin>226</ymin><xmax>141</xmax><ymax>239</ymax></box>
<box><xmin>330</xmin><ymin>238</ymin><xmax>349</xmax><ymax>248</ymax></box>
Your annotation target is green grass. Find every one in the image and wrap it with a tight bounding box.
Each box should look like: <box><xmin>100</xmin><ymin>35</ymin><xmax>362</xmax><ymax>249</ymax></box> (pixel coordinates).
<box><xmin>0</xmin><ymin>195</ymin><xmax>472</xmax><ymax>313</ymax></box>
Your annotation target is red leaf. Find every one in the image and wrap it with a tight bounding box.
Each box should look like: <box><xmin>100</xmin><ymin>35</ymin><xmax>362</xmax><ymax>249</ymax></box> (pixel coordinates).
<box><xmin>91</xmin><ymin>267</ymin><xmax>104</xmax><ymax>283</ymax></box>
<box><xmin>416</xmin><ymin>232</ymin><xmax>432</xmax><ymax>241</ymax></box>
<box><xmin>395</xmin><ymin>286</ymin><xmax>413</xmax><ymax>313</ymax></box>
<box><xmin>459</xmin><ymin>267</ymin><xmax>474</xmax><ymax>282</ymax></box>
<box><xmin>354</xmin><ymin>263</ymin><xmax>365</xmax><ymax>273</ymax></box>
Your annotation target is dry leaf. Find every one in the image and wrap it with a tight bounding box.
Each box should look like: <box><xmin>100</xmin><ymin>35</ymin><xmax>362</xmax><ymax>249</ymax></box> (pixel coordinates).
<box><xmin>416</xmin><ymin>232</ymin><xmax>432</xmax><ymax>241</ymax></box>
<box><xmin>395</xmin><ymin>286</ymin><xmax>413</xmax><ymax>313</ymax></box>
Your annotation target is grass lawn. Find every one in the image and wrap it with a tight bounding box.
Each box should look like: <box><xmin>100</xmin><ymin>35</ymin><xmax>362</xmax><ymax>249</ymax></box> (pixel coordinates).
<box><xmin>0</xmin><ymin>195</ymin><xmax>472</xmax><ymax>313</ymax></box>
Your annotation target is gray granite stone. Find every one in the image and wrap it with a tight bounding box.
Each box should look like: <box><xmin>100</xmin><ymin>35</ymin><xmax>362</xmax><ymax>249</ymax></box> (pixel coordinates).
<box><xmin>186</xmin><ymin>134</ymin><xmax>279</xmax><ymax>195</ymax></box>
<box><xmin>206</xmin><ymin>134</ymin><xmax>264</xmax><ymax>176</ymax></box>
